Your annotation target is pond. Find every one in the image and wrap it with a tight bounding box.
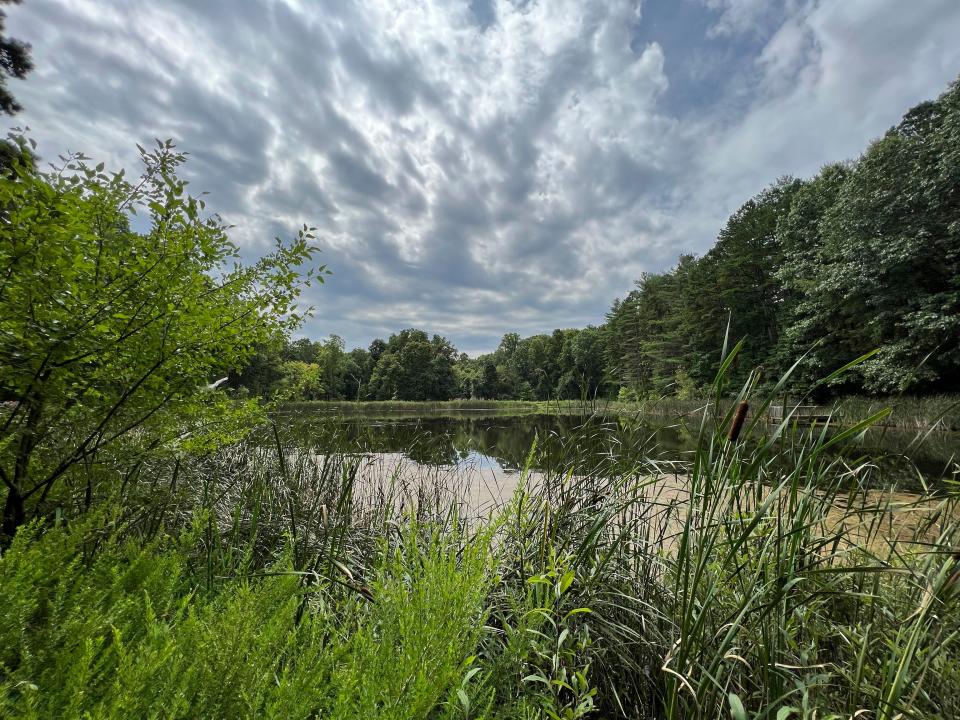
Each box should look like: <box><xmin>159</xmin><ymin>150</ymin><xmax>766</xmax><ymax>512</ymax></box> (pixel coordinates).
<box><xmin>275</xmin><ymin>410</ymin><xmax>959</xmax><ymax>494</ymax></box>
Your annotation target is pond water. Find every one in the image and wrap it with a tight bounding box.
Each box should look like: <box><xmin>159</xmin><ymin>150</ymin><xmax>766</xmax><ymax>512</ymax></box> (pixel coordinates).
<box><xmin>277</xmin><ymin>411</ymin><xmax>958</xmax><ymax>492</ymax></box>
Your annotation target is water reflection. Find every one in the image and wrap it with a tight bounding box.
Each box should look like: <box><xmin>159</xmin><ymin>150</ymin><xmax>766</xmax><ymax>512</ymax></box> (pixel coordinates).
<box><xmin>275</xmin><ymin>411</ymin><xmax>958</xmax><ymax>488</ymax></box>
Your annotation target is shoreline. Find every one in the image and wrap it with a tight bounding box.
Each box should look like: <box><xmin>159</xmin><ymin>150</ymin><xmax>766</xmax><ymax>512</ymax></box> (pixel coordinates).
<box><xmin>275</xmin><ymin>397</ymin><xmax>960</xmax><ymax>432</ymax></box>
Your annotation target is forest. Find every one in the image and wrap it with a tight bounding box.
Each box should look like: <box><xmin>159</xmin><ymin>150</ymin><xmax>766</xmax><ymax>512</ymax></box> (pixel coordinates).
<box><xmin>240</xmin><ymin>78</ymin><xmax>960</xmax><ymax>403</ymax></box>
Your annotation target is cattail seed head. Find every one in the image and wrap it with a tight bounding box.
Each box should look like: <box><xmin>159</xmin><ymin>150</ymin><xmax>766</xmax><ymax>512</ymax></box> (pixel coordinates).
<box><xmin>728</xmin><ymin>401</ymin><xmax>750</xmax><ymax>443</ymax></box>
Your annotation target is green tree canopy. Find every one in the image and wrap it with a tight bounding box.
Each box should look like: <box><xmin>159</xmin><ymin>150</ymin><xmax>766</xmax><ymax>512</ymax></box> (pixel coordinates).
<box><xmin>0</xmin><ymin>138</ymin><xmax>319</xmax><ymax>539</ymax></box>
<box><xmin>366</xmin><ymin>329</ymin><xmax>458</xmax><ymax>400</ymax></box>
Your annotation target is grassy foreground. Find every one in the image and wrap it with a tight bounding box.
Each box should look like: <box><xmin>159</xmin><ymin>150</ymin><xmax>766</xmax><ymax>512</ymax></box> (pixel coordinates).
<box><xmin>1</xmin><ymin>390</ymin><xmax>959</xmax><ymax>718</ymax></box>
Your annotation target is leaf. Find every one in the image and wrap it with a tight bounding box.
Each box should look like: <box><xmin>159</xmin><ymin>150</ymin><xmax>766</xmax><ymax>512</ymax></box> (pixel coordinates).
<box><xmin>522</xmin><ymin>674</ymin><xmax>551</xmax><ymax>686</ymax></box>
<box><xmin>728</xmin><ymin>693</ymin><xmax>748</xmax><ymax>720</ymax></box>
<box><xmin>456</xmin><ymin>688</ymin><xmax>470</xmax><ymax>712</ymax></box>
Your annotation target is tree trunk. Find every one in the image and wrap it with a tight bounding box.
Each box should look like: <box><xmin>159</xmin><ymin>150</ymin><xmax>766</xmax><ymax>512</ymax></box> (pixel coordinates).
<box><xmin>1</xmin><ymin>486</ymin><xmax>25</xmax><ymax>548</ymax></box>
<box><xmin>1</xmin><ymin>385</ymin><xmax>45</xmax><ymax>547</ymax></box>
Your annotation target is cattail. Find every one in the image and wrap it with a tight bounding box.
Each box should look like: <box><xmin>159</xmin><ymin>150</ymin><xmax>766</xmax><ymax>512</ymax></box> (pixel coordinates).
<box><xmin>728</xmin><ymin>401</ymin><xmax>749</xmax><ymax>443</ymax></box>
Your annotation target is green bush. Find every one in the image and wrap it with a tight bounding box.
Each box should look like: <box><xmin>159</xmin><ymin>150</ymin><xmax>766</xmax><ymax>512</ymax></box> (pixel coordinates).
<box><xmin>0</xmin><ymin>517</ymin><xmax>496</xmax><ymax>718</ymax></box>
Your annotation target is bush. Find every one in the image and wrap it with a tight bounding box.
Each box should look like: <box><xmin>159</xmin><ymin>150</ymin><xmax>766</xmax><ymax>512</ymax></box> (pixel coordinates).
<box><xmin>0</xmin><ymin>137</ymin><xmax>318</xmax><ymax>541</ymax></box>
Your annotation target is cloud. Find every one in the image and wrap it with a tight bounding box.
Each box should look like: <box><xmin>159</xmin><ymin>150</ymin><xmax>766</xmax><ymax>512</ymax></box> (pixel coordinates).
<box><xmin>693</xmin><ymin>0</ymin><xmax>960</xmax><ymax>216</ymax></box>
<box><xmin>6</xmin><ymin>0</ymin><xmax>960</xmax><ymax>354</ymax></box>
<box><xmin>702</xmin><ymin>0</ymin><xmax>783</xmax><ymax>38</ymax></box>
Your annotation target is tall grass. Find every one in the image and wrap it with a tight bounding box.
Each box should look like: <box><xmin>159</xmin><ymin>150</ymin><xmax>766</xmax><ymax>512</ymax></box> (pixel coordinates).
<box><xmin>1</xmin><ymin>362</ymin><xmax>958</xmax><ymax>717</ymax></box>
<box><xmin>835</xmin><ymin>394</ymin><xmax>960</xmax><ymax>431</ymax></box>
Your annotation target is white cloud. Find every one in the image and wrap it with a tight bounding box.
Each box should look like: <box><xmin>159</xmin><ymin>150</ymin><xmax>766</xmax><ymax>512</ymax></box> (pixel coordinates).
<box><xmin>703</xmin><ymin>0</ymin><xmax>780</xmax><ymax>37</ymax></box>
<box><xmin>695</xmin><ymin>0</ymin><xmax>960</xmax><ymax>221</ymax></box>
<box><xmin>6</xmin><ymin>0</ymin><xmax>960</xmax><ymax>353</ymax></box>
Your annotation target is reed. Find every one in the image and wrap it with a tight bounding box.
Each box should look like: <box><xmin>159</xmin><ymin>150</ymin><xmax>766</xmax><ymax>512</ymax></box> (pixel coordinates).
<box><xmin>278</xmin><ymin>398</ymin><xmax>592</xmax><ymax>419</ymax></box>
<box><xmin>1</xmin><ymin>356</ymin><xmax>958</xmax><ymax>718</ymax></box>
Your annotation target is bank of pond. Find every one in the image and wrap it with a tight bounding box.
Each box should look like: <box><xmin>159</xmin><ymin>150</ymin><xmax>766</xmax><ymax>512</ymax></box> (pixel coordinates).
<box><xmin>283</xmin><ymin>395</ymin><xmax>960</xmax><ymax>432</ymax></box>
<box><xmin>2</xmin><ymin>403</ymin><xmax>958</xmax><ymax>718</ymax></box>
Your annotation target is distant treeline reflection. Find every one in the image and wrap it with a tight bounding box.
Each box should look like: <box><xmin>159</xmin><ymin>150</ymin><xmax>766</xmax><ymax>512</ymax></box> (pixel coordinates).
<box><xmin>275</xmin><ymin>413</ymin><xmax>957</xmax><ymax>489</ymax></box>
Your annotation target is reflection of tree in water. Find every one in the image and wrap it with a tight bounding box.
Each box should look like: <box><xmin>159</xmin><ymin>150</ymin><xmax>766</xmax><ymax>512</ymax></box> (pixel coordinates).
<box><xmin>439</xmin><ymin>415</ymin><xmax>694</xmax><ymax>474</ymax></box>
<box><xmin>285</xmin><ymin>413</ymin><xmax>956</xmax><ymax>487</ymax></box>
<box><xmin>299</xmin><ymin>418</ymin><xmax>461</xmax><ymax>466</ymax></box>
<box><xmin>296</xmin><ymin>414</ymin><xmax>692</xmax><ymax>474</ymax></box>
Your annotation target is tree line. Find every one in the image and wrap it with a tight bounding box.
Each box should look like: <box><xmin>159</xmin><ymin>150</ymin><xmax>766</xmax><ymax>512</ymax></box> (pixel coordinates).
<box><xmin>237</xmin><ymin>76</ymin><xmax>960</xmax><ymax>403</ymax></box>
<box><xmin>609</xmin><ymin>77</ymin><xmax>960</xmax><ymax>398</ymax></box>
<box><xmin>231</xmin><ymin>326</ymin><xmax>609</xmax><ymax>402</ymax></box>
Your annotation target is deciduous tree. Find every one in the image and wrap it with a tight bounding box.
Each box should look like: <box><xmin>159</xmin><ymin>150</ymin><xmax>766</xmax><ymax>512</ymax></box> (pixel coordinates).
<box><xmin>0</xmin><ymin>139</ymin><xmax>319</xmax><ymax>539</ymax></box>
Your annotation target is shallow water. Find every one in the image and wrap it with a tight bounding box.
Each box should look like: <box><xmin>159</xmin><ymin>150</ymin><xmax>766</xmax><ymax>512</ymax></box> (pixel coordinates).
<box><xmin>270</xmin><ymin>411</ymin><xmax>957</xmax><ymax>547</ymax></box>
<box><xmin>277</xmin><ymin>411</ymin><xmax>958</xmax><ymax>491</ymax></box>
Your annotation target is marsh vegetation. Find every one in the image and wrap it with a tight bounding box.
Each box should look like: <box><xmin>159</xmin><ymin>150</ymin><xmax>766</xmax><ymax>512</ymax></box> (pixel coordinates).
<box><xmin>3</xmin><ymin>368</ymin><xmax>959</xmax><ymax>718</ymax></box>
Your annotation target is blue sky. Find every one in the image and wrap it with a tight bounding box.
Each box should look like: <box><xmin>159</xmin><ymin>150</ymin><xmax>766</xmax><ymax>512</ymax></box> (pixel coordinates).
<box><xmin>7</xmin><ymin>0</ymin><xmax>960</xmax><ymax>354</ymax></box>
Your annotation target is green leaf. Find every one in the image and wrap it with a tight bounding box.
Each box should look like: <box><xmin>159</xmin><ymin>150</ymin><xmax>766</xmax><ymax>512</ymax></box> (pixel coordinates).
<box><xmin>728</xmin><ymin>693</ymin><xmax>748</xmax><ymax>720</ymax></box>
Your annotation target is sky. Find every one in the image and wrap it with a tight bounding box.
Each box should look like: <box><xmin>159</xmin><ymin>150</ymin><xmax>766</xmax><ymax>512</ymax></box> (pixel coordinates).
<box><xmin>7</xmin><ymin>0</ymin><xmax>960</xmax><ymax>355</ymax></box>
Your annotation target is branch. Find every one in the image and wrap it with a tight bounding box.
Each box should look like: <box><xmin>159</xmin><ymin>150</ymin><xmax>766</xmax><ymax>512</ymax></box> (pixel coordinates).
<box><xmin>23</xmin><ymin>354</ymin><xmax>170</xmax><ymax>500</ymax></box>
<box><xmin>0</xmin><ymin>466</ymin><xmax>13</xmax><ymax>492</ymax></box>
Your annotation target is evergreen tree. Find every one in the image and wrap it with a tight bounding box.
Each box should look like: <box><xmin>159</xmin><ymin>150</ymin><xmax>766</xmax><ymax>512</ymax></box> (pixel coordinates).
<box><xmin>0</xmin><ymin>0</ymin><xmax>31</xmax><ymax>116</ymax></box>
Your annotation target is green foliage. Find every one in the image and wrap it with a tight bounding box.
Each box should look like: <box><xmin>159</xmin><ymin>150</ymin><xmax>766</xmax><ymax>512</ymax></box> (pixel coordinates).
<box><xmin>276</xmin><ymin>360</ymin><xmax>325</xmax><ymax>401</ymax></box>
<box><xmin>794</xmin><ymin>85</ymin><xmax>960</xmax><ymax>393</ymax></box>
<box><xmin>455</xmin><ymin>328</ymin><xmax>608</xmax><ymax>402</ymax></box>
<box><xmin>673</xmin><ymin>368</ymin><xmax>698</xmax><ymax>400</ymax></box>
<box><xmin>332</xmin><ymin>524</ymin><xmax>493</xmax><ymax>719</ymax></box>
<box><xmin>772</xmin><ymin>163</ymin><xmax>853</xmax><ymax>387</ymax></box>
<box><xmin>0</xmin><ymin>1</ymin><xmax>32</xmax><ymax>117</ymax></box>
<box><xmin>0</xmin><ymin>136</ymin><xmax>319</xmax><ymax>539</ymax></box>
<box><xmin>605</xmin><ymin>77</ymin><xmax>960</xmax><ymax>400</ymax></box>
<box><xmin>366</xmin><ymin>329</ymin><xmax>458</xmax><ymax>401</ymax></box>
<box><xmin>237</xmin><ymin>323</ymin><xmax>613</xmax><ymax>405</ymax></box>
<box><xmin>606</xmin><ymin>258</ymin><xmax>704</xmax><ymax>391</ymax></box>
<box><xmin>0</xmin><ymin>517</ymin><xmax>494</xmax><ymax>719</ymax></box>
<box><xmin>493</xmin><ymin>552</ymin><xmax>598</xmax><ymax>719</ymax></box>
